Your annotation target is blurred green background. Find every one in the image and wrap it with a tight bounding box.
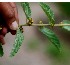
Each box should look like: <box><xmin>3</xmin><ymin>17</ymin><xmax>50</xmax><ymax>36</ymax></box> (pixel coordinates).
<box><xmin>0</xmin><ymin>2</ymin><xmax>70</xmax><ymax>65</ymax></box>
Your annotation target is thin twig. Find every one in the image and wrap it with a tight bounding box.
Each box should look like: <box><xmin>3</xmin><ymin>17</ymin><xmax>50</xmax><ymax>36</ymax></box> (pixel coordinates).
<box><xmin>20</xmin><ymin>23</ymin><xmax>70</xmax><ymax>27</ymax></box>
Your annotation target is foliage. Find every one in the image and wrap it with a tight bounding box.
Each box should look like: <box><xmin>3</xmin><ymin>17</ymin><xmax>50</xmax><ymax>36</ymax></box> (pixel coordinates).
<box><xmin>39</xmin><ymin>27</ymin><xmax>60</xmax><ymax>51</ymax></box>
<box><xmin>61</xmin><ymin>20</ymin><xmax>70</xmax><ymax>31</ymax></box>
<box><xmin>0</xmin><ymin>43</ymin><xmax>4</xmax><ymax>57</ymax></box>
<box><xmin>21</xmin><ymin>2</ymin><xmax>31</xmax><ymax>19</ymax></box>
<box><xmin>0</xmin><ymin>2</ymin><xmax>70</xmax><ymax>57</ymax></box>
<box><xmin>10</xmin><ymin>27</ymin><xmax>24</xmax><ymax>57</ymax></box>
<box><xmin>40</xmin><ymin>2</ymin><xmax>55</xmax><ymax>26</ymax></box>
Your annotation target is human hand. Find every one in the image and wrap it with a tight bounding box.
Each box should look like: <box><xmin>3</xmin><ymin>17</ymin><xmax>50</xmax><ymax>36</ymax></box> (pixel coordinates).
<box><xmin>0</xmin><ymin>2</ymin><xmax>19</xmax><ymax>45</ymax></box>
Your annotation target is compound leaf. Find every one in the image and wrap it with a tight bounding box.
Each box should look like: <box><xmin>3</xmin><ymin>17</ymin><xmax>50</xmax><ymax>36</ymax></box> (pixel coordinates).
<box><xmin>0</xmin><ymin>43</ymin><xmax>4</xmax><ymax>57</ymax></box>
<box><xmin>40</xmin><ymin>2</ymin><xmax>55</xmax><ymax>26</ymax></box>
<box><xmin>39</xmin><ymin>27</ymin><xmax>60</xmax><ymax>51</ymax></box>
<box><xmin>21</xmin><ymin>2</ymin><xmax>31</xmax><ymax>19</ymax></box>
<box><xmin>10</xmin><ymin>28</ymin><xmax>24</xmax><ymax>57</ymax></box>
<box><xmin>61</xmin><ymin>20</ymin><xmax>70</xmax><ymax>31</ymax></box>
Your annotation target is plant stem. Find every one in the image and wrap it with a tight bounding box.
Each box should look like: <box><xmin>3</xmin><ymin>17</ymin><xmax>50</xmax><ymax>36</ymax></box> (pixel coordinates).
<box><xmin>20</xmin><ymin>23</ymin><xmax>70</xmax><ymax>27</ymax></box>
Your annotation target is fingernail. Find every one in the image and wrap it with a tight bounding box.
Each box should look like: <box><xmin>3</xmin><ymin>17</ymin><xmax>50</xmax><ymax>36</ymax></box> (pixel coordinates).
<box><xmin>10</xmin><ymin>21</ymin><xmax>18</xmax><ymax>30</ymax></box>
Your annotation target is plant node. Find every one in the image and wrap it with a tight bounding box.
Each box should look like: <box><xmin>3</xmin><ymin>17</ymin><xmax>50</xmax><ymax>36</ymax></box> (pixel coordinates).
<box><xmin>27</xmin><ymin>18</ymin><xmax>33</xmax><ymax>26</ymax></box>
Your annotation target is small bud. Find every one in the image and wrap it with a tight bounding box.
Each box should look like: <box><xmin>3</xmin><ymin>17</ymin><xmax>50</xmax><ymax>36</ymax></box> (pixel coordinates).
<box><xmin>39</xmin><ymin>21</ymin><xmax>43</xmax><ymax>24</ymax></box>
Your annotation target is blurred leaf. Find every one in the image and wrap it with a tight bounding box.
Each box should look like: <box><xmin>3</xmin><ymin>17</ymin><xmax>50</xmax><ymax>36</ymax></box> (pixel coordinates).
<box><xmin>21</xmin><ymin>2</ymin><xmax>31</xmax><ymax>19</ymax></box>
<box><xmin>40</xmin><ymin>2</ymin><xmax>55</xmax><ymax>26</ymax></box>
<box><xmin>39</xmin><ymin>27</ymin><xmax>60</xmax><ymax>51</ymax></box>
<box><xmin>61</xmin><ymin>20</ymin><xmax>70</xmax><ymax>31</ymax></box>
<box><xmin>27</xmin><ymin>39</ymin><xmax>39</xmax><ymax>50</ymax></box>
<box><xmin>47</xmin><ymin>44</ymin><xmax>61</xmax><ymax>58</ymax></box>
<box><xmin>46</xmin><ymin>43</ymin><xmax>70</xmax><ymax>65</ymax></box>
<box><xmin>0</xmin><ymin>43</ymin><xmax>4</xmax><ymax>57</ymax></box>
<box><xmin>10</xmin><ymin>28</ymin><xmax>24</xmax><ymax>57</ymax></box>
<box><xmin>57</xmin><ymin>3</ymin><xmax>70</xmax><ymax>16</ymax></box>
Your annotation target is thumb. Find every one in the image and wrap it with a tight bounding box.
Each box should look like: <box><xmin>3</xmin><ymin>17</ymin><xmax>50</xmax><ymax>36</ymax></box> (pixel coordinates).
<box><xmin>7</xmin><ymin>20</ymin><xmax>18</xmax><ymax>30</ymax></box>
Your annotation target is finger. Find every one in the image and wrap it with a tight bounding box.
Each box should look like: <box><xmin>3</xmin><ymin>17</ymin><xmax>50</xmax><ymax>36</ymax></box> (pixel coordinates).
<box><xmin>0</xmin><ymin>27</ymin><xmax>8</xmax><ymax>36</ymax></box>
<box><xmin>0</xmin><ymin>2</ymin><xmax>18</xmax><ymax>30</ymax></box>
<box><xmin>8</xmin><ymin>2</ymin><xmax>19</xmax><ymax>35</ymax></box>
<box><xmin>9</xmin><ymin>2</ymin><xmax>19</xmax><ymax>35</ymax></box>
<box><xmin>0</xmin><ymin>35</ymin><xmax>5</xmax><ymax>45</ymax></box>
<box><xmin>0</xmin><ymin>12</ymin><xmax>6</xmax><ymax>25</ymax></box>
<box><xmin>9</xmin><ymin>30</ymin><xmax>16</xmax><ymax>35</ymax></box>
<box><xmin>9</xmin><ymin>2</ymin><xmax>19</xmax><ymax>24</ymax></box>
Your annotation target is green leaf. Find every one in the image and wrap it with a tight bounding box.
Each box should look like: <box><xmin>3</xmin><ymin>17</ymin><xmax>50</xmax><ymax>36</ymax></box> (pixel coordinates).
<box><xmin>10</xmin><ymin>28</ymin><xmax>24</xmax><ymax>57</ymax></box>
<box><xmin>61</xmin><ymin>20</ymin><xmax>70</xmax><ymax>31</ymax></box>
<box><xmin>21</xmin><ymin>2</ymin><xmax>31</xmax><ymax>19</ymax></box>
<box><xmin>40</xmin><ymin>2</ymin><xmax>55</xmax><ymax>26</ymax></box>
<box><xmin>39</xmin><ymin>27</ymin><xmax>60</xmax><ymax>51</ymax></box>
<box><xmin>0</xmin><ymin>43</ymin><xmax>4</xmax><ymax>57</ymax></box>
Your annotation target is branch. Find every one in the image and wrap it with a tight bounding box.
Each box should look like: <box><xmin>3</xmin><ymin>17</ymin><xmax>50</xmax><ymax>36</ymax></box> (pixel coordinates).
<box><xmin>20</xmin><ymin>23</ymin><xmax>70</xmax><ymax>27</ymax></box>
